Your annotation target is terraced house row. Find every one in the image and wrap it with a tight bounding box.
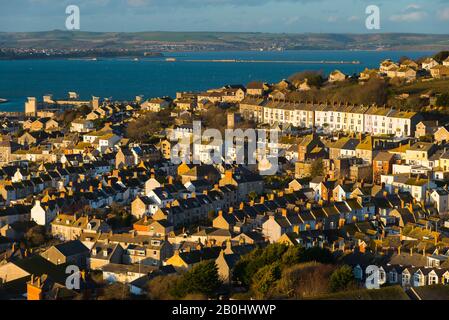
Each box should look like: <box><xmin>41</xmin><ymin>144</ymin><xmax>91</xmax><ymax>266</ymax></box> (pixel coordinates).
<box><xmin>239</xmin><ymin>97</ymin><xmax>421</xmax><ymax>137</ymax></box>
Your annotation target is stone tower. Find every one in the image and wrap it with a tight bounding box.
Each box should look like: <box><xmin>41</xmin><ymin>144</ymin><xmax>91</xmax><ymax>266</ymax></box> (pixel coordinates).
<box><xmin>25</xmin><ymin>97</ymin><xmax>37</xmax><ymax>116</ymax></box>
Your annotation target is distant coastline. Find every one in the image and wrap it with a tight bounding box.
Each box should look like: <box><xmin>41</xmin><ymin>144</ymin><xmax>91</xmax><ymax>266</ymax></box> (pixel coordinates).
<box><xmin>1</xmin><ymin>31</ymin><xmax>449</xmax><ymax>54</ymax></box>
<box><xmin>0</xmin><ymin>51</ymin><xmax>163</xmax><ymax>60</ymax></box>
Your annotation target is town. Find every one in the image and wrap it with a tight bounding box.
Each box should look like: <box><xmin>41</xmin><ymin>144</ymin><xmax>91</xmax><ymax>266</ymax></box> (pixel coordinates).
<box><xmin>2</xmin><ymin>52</ymin><xmax>449</xmax><ymax>300</ymax></box>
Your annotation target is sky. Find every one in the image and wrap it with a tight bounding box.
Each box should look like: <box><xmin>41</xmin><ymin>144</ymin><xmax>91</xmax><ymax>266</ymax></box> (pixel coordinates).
<box><xmin>0</xmin><ymin>0</ymin><xmax>448</xmax><ymax>33</ymax></box>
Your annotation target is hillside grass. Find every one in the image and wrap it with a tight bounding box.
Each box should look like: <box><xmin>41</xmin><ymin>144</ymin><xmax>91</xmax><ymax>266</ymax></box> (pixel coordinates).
<box><xmin>312</xmin><ymin>286</ymin><xmax>409</xmax><ymax>300</ymax></box>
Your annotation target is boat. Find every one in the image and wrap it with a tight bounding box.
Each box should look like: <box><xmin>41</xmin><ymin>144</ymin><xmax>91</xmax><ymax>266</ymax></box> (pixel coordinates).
<box><xmin>133</xmin><ymin>58</ymin><xmax>139</xmax><ymax>61</ymax></box>
<box><xmin>165</xmin><ymin>58</ymin><xmax>177</xmax><ymax>62</ymax></box>
<box><xmin>0</xmin><ymin>99</ymin><xmax>8</xmax><ymax>104</ymax></box>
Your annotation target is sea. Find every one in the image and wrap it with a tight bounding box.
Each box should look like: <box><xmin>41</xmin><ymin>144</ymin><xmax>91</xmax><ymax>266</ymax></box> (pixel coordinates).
<box><xmin>0</xmin><ymin>50</ymin><xmax>436</xmax><ymax>112</ymax></box>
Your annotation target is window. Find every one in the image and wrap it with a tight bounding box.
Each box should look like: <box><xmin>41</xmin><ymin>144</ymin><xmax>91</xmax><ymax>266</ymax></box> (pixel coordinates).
<box><xmin>402</xmin><ymin>274</ymin><xmax>410</xmax><ymax>285</ymax></box>
<box><xmin>389</xmin><ymin>272</ymin><xmax>397</xmax><ymax>283</ymax></box>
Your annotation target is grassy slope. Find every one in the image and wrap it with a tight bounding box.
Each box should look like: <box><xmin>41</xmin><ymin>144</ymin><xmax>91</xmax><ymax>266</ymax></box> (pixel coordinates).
<box><xmin>313</xmin><ymin>286</ymin><xmax>410</xmax><ymax>300</ymax></box>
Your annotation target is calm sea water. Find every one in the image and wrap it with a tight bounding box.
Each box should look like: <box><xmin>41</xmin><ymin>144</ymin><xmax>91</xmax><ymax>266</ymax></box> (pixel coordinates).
<box><xmin>0</xmin><ymin>50</ymin><xmax>435</xmax><ymax>112</ymax></box>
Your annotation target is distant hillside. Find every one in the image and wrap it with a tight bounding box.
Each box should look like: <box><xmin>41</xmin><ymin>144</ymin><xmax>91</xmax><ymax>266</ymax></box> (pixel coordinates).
<box><xmin>1</xmin><ymin>30</ymin><xmax>449</xmax><ymax>51</ymax></box>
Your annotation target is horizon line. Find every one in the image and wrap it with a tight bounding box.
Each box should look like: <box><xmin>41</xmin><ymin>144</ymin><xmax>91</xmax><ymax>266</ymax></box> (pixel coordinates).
<box><xmin>1</xmin><ymin>29</ymin><xmax>449</xmax><ymax>36</ymax></box>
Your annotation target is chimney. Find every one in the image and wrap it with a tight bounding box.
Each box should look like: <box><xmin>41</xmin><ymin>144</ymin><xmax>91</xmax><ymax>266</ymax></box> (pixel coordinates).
<box><xmin>218</xmin><ymin>210</ymin><xmax>223</xmax><ymax>216</ymax></box>
<box><xmin>239</xmin><ymin>202</ymin><xmax>244</xmax><ymax>210</ymax></box>
<box><xmin>167</xmin><ymin>176</ymin><xmax>173</xmax><ymax>185</ymax></box>
<box><xmin>260</xmin><ymin>196</ymin><xmax>265</xmax><ymax>204</ymax></box>
<box><xmin>410</xmin><ymin>248</ymin><xmax>413</xmax><ymax>256</ymax></box>
<box><xmin>229</xmin><ymin>207</ymin><xmax>233</xmax><ymax>214</ymax></box>
<box><xmin>281</xmin><ymin>208</ymin><xmax>287</xmax><ymax>217</ymax></box>
<box><xmin>89</xmin><ymin>185</ymin><xmax>94</xmax><ymax>193</ymax></box>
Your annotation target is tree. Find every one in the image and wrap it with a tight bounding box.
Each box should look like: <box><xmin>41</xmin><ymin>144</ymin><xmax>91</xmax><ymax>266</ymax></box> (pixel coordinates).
<box><xmin>25</xmin><ymin>225</ymin><xmax>47</xmax><ymax>247</ymax></box>
<box><xmin>398</xmin><ymin>56</ymin><xmax>411</xmax><ymax>64</ymax></box>
<box><xmin>248</xmin><ymin>191</ymin><xmax>257</xmax><ymax>201</ymax></box>
<box><xmin>436</xmin><ymin>93</ymin><xmax>449</xmax><ymax>107</ymax></box>
<box><xmin>276</xmin><ymin>262</ymin><xmax>335</xmax><ymax>299</ymax></box>
<box><xmin>107</xmin><ymin>203</ymin><xmax>133</xmax><ymax>229</ymax></box>
<box><xmin>147</xmin><ymin>274</ymin><xmax>179</xmax><ymax>300</ymax></box>
<box><xmin>234</xmin><ymin>244</ymin><xmax>288</xmax><ymax>286</ymax></box>
<box><xmin>97</xmin><ymin>282</ymin><xmax>132</xmax><ymax>300</ymax></box>
<box><xmin>298</xmin><ymin>247</ymin><xmax>335</xmax><ymax>264</ymax></box>
<box><xmin>171</xmin><ymin>261</ymin><xmax>222</xmax><ymax>298</ymax></box>
<box><xmin>329</xmin><ymin>265</ymin><xmax>356</xmax><ymax>292</ymax></box>
<box><xmin>281</xmin><ymin>245</ymin><xmax>303</xmax><ymax>267</ymax></box>
<box><xmin>310</xmin><ymin>158</ymin><xmax>325</xmax><ymax>177</ymax></box>
<box><xmin>433</xmin><ymin>51</ymin><xmax>449</xmax><ymax>64</ymax></box>
<box><xmin>288</xmin><ymin>71</ymin><xmax>325</xmax><ymax>88</ymax></box>
<box><xmin>251</xmin><ymin>263</ymin><xmax>281</xmax><ymax>299</ymax></box>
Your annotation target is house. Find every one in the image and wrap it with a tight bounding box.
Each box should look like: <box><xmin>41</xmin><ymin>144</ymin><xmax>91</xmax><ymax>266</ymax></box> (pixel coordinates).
<box><xmin>133</xmin><ymin>217</ymin><xmax>174</xmax><ymax>237</ymax></box>
<box><xmin>40</xmin><ymin>240</ymin><xmax>90</xmax><ymax>267</ymax></box>
<box><xmin>373</xmin><ymin>152</ymin><xmax>395</xmax><ymax>184</ymax></box>
<box><xmin>359</xmin><ymin>68</ymin><xmax>379</xmax><ymax>81</ymax></box>
<box><xmin>400</xmin><ymin>59</ymin><xmax>419</xmax><ymax>69</ymax></box>
<box><xmin>421</xmin><ymin>58</ymin><xmax>439</xmax><ymax>70</ymax></box>
<box><xmin>443</xmin><ymin>57</ymin><xmax>449</xmax><ymax>66</ymax></box>
<box><xmin>395</xmin><ymin>67</ymin><xmax>416</xmax><ymax>81</ymax></box>
<box><xmin>430</xmin><ymin>188</ymin><xmax>449</xmax><ymax>215</ymax></box>
<box><xmin>51</xmin><ymin>214</ymin><xmax>111</xmax><ymax>241</ymax></box>
<box><xmin>246</xmin><ymin>81</ymin><xmax>268</xmax><ymax>96</ymax></box>
<box><xmin>88</xmin><ymin>242</ymin><xmax>124</xmax><ymax>270</ymax></box>
<box><xmin>101</xmin><ymin>263</ymin><xmax>157</xmax><ymax>284</ymax></box>
<box><xmin>70</xmin><ymin>119</ymin><xmax>94</xmax><ymax>133</ymax></box>
<box><xmin>179</xmin><ymin>164</ymin><xmax>221</xmax><ymax>184</ymax></box>
<box><xmin>142</xmin><ymin>97</ymin><xmax>171</xmax><ymax>112</ymax></box>
<box><xmin>430</xmin><ymin>65</ymin><xmax>449</xmax><ymax>79</ymax></box>
<box><xmin>389</xmin><ymin>207</ymin><xmax>418</xmax><ymax>228</ymax></box>
<box><xmin>380</xmin><ymin>59</ymin><xmax>398</xmax><ymax>73</ymax></box>
<box><xmin>31</xmin><ymin>200</ymin><xmax>59</xmax><ymax>226</ymax></box>
<box><xmin>29</xmin><ymin>118</ymin><xmax>59</xmax><ymax>132</ymax></box>
<box><xmin>122</xmin><ymin>239</ymin><xmax>173</xmax><ymax>266</ymax></box>
<box><xmin>115</xmin><ymin>147</ymin><xmax>135</xmax><ymax>169</ymax></box>
<box><xmin>262</xmin><ymin>214</ymin><xmax>293</xmax><ymax>243</ymax></box>
<box><xmin>131</xmin><ymin>196</ymin><xmax>157</xmax><ymax>219</ymax></box>
<box><xmin>415</xmin><ymin>121</ymin><xmax>439</xmax><ymax>138</ymax></box>
<box><xmin>219</xmin><ymin>168</ymin><xmax>264</xmax><ymax>201</ymax></box>
<box><xmin>328</xmin><ymin>70</ymin><xmax>346</xmax><ymax>82</ymax></box>
<box><xmin>434</xmin><ymin>126</ymin><xmax>449</xmax><ymax>143</ymax></box>
<box><xmin>212</xmin><ymin>210</ymin><xmax>238</xmax><ymax>231</ymax></box>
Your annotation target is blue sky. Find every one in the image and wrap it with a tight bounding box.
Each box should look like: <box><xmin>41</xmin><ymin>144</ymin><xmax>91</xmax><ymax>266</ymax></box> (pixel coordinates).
<box><xmin>0</xmin><ymin>0</ymin><xmax>448</xmax><ymax>33</ymax></box>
